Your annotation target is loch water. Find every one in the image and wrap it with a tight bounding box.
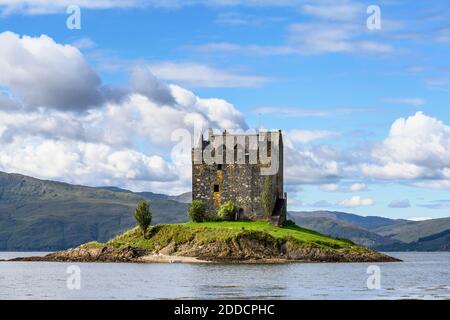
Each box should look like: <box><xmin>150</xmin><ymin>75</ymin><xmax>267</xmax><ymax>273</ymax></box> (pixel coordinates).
<box><xmin>0</xmin><ymin>252</ymin><xmax>448</xmax><ymax>300</ymax></box>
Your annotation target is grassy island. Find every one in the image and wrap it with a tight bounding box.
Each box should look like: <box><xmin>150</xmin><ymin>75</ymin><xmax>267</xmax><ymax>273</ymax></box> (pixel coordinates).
<box><xmin>13</xmin><ymin>220</ymin><xmax>400</xmax><ymax>264</ymax></box>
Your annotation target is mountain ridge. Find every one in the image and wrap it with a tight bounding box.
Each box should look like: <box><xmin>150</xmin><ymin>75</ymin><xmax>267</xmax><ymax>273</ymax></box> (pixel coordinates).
<box><xmin>289</xmin><ymin>211</ymin><xmax>450</xmax><ymax>251</ymax></box>
<box><xmin>0</xmin><ymin>171</ymin><xmax>449</xmax><ymax>251</ymax></box>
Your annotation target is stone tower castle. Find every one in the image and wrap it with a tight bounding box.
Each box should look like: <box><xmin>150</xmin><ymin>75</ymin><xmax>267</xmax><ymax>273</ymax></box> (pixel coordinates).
<box><xmin>192</xmin><ymin>129</ymin><xmax>287</xmax><ymax>226</ymax></box>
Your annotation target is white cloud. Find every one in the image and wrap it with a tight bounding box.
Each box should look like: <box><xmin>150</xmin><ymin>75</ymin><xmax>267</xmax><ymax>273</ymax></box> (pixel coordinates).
<box><xmin>0</xmin><ymin>32</ymin><xmax>104</xmax><ymax>111</ymax></box>
<box><xmin>147</xmin><ymin>62</ymin><xmax>270</xmax><ymax>88</ymax></box>
<box><xmin>339</xmin><ymin>196</ymin><xmax>374</xmax><ymax>207</ymax></box>
<box><xmin>285</xmin><ymin>145</ymin><xmax>342</xmax><ymax>185</ymax></box>
<box><xmin>0</xmin><ymin>139</ymin><xmax>175</xmax><ymax>183</ymax></box>
<box><xmin>349</xmin><ymin>183</ymin><xmax>367</xmax><ymax>192</ymax></box>
<box><xmin>0</xmin><ymin>0</ymin><xmax>306</xmax><ymax>15</ymax></box>
<box><xmin>319</xmin><ymin>182</ymin><xmax>367</xmax><ymax>192</ymax></box>
<box><xmin>194</xmin><ymin>20</ymin><xmax>393</xmax><ymax>56</ymax></box>
<box><xmin>301</xmin><ymin>2</ymin><xmax>364</xmax><ymax>22</ymax></box>
<box><xmin>0</xmin><ymin>0</ymin><xmax>138</xmax><ymax>15</ymax></box>
<box><xmin>192</xmin><ymin>42</ymin><xmax>296</xmax><ymax>56</ymax></box>
<box><xmin>215</xmin><ymin>12</ymin><xmax>286</xmax><ymax>25</ymax></box>
<box><xmin>362</xmin><ymin>112</ymin><xmax>450</xmax><ymax>182</ymax></box>
<box><xmin>71</xmin><ymin>37</ymin><xmax>97</xmax><ymax>50</ymax></box>
<box><xmin>129</xmin><ymin>66</ymin><xmax>176</xmax><ymax>106</ymax></box>
<box><xmin>0</xmin><ymin>32</ymin><xmax>248</xmax><ymax>193</ymax></box>
<box><xmin>193</xmin><ymin>9</ymin><xmax>394</xmax><ymax>57</ymax></box>
<box><xmin>288</xmin><ymin>23</ymin><xmax>393</xmax><ymax>55</ymax></box>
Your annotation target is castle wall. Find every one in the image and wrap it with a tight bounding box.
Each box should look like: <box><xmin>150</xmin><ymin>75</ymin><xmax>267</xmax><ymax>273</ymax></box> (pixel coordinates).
<box><xmin>192</xmin><ymin>130</ymin><xmax>285</xmax><ymax>221</ymax></box>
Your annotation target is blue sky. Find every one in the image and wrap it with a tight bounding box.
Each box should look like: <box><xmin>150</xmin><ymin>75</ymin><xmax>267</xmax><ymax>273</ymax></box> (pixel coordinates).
<box><xmin>1</xmin><ymin>0</ymin><xmax>450</xmax><ymax>220</ymax></box>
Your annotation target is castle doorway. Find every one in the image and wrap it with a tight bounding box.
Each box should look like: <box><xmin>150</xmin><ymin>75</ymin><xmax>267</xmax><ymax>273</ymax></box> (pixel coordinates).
<box><xmin>236</xmin><ymin>208</ymin><xmax>244</xmax><ymax>221</ymax></box>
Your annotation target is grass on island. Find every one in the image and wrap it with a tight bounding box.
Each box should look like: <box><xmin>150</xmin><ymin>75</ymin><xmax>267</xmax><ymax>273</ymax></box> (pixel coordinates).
<box><xmin>81</xmin><ymin>220</ymin><xmax>357</xmax><ymax>252</ymax></box>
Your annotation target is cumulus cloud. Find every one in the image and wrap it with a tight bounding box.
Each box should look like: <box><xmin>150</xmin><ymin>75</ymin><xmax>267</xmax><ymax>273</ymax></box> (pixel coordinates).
<box><xmin>284</xmin><ymin>144</ymin><xmax>342</xmax><ymax>185</ymax></box>
<box><xmin>339</xmin><ymin>196</ymin><xmax>374</xmax><ymax>207</ymax></box>
<box><xmin>0</xmin><ymin>139</ymin><xmax>175</xmax><ymax>183</ymax></box>
<box><xmin>0</xmin><ymin>32</ymin><xmax>248</xmax><ymax>193</ymax></box>
<box><xmin>0</xmin><ymin>32</ymin><xmax>106</xmax><ymax>111</ymax></box>
<box><xmin>129</xmin><ymin>66</ymin><xmax>176</xmax><ymax>106</ymax></box>
<box><xmin>362</xmin><ymin>112</ymin><xmax>450</xmax><ymax>182</ymax></box>
<box><xmin>284</xmin><ymin>112</ymin><xmax>450</xmax><ymax>190</ymax></box>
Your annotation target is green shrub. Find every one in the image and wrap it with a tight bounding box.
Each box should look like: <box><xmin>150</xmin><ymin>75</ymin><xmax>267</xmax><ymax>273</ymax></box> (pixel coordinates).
<box><xmin>283</xmin><ymin>220</ymin><xmax>297</xmax><ymax>228</ymax></box>
<box><xmin>134</xmin><ymin>201</ymin><xmax>152</xmax><ymax>238</ymax></box>
<box><xmin>217</xmin><ymin>201</ymin><xmax>236</xmax><ymax>221</ymax></box>
<box><xmin>188</xmin><ymin>200</ymin><xmax>206</xmax><ymax>222</ymax></box>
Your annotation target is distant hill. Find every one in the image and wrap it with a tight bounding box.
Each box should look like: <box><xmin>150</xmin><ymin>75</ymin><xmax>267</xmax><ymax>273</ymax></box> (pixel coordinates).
<box><xmin>372</xmin><ymin>217</ymin><xmax>450</xmax><ymax>243</ymax></box>
<box><xmin>171</xmin><ymin>192</ymin><xmax>192</xmax><ymax>204</ymax></box>
<box><xmin>289</xmin><ymin>211</ymin><xmax>450</xmax><ymax>251</ymax></box>
<box><xmin>0</xmin><ymin>171</ymin><xmax>188</xmax><ymax>251</ymax></box>
<box><xmin>290</xmin><ymin>211</ymin><xmax>404</xmax><ymax>230</ymax></box>
<box><xmin>1</xmin><ymin>171</ymin><xmax>448</xmax><ymax>252</ymax></box>
<box><xmin>376</xmin><ymin>229</ymin><xmax>450</xmax><ymax>251</ymax></box>
<box><xmin>98</xmin><ymin>187</ymin><xmax>192</xmax><ymax>203</ymax></box>
<box><xmin>288</xmin><ymin>215</ymin><xmax>402</xmax><ymax>248</ymax></box>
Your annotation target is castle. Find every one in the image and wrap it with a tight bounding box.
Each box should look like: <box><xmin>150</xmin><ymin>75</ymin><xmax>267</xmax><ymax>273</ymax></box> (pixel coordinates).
<box><xmin>192</xmin><ymin>129</ymin><xmax>287</xmax><ymax>226</ymax></box>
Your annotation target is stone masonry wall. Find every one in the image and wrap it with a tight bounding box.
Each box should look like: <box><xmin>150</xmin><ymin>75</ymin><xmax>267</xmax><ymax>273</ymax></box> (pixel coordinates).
<box><xmin>192</xmin><ymin>130</ymin><xmax>284</xmax><ymax>221</ymax></box>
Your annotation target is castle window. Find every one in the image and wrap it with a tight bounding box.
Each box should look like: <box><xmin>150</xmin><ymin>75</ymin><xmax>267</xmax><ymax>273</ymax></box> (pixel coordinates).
<box><xmin>214</xmin><ymin>184</ymin><xmax>219</xmax><ymax>192</ymax></box>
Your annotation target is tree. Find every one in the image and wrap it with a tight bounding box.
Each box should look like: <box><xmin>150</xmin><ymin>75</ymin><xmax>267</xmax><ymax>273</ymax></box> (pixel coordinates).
<box><xmin>261</xmin><ymin>176</ymin><xmax>274</xmax><ymax>218</ymax></box>
<box><xmin>134</xmin><ymin>201</ymin><xmax>152</xmax><ymax>238</ymax></box>
<box><xmin>188</xmin><ymin>200</ymin><xmax>205</xmax><ymax>222</ymax></box>
<box><xmin>217</xmin><ymin>201</ymin><xmax>236</xmax><ymax>221</ymax></box>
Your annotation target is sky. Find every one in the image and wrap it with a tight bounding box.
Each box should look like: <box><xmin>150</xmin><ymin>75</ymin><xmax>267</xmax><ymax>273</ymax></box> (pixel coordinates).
<box><xmin>1</xmin><ymin>0</ymin><xmax>450</xmax><ymax>220</ymax></box>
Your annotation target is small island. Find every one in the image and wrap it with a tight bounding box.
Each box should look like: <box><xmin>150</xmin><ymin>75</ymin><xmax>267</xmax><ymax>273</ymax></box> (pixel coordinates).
<box><xmin>11</xmin><ymin>221</ymin><xmax>399</xmax><ymax>263</ymax></box>
<box><xmin>9</xmin><ymin>130</ymin><xmax>399</xmax><ymax>264</ymax></box>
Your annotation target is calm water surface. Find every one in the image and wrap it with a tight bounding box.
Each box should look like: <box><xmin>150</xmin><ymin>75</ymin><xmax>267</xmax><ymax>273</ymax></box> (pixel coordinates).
<box><xmin>0</xmin><ymin>252</ymin><xmax>448</xmax><ymax>300</ymax></box>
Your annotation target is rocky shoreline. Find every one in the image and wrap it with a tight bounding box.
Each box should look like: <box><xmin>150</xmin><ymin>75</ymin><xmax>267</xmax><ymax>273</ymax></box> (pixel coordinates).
<box><xmin>8</xmin><ymin>242</ymin><xmax>401</xmax><ymax>264</ymax></box>
<box><xmin>5</xmin><ymin>222</ymin><xmax>403</xmax><ymax>264</ymax></box>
